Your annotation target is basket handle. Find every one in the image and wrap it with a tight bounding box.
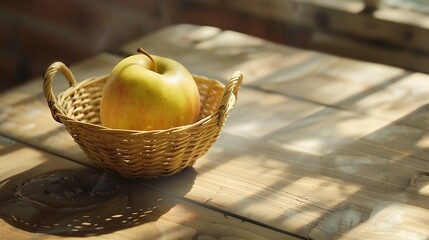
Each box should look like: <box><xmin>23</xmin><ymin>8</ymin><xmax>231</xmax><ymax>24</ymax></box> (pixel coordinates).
<box><xmin>43</xmin><ymin>62</ymin><xmax>77</xmax><ymax>123</ymax></box>
<box><xmin>218</xmin><ymin>71</ymin><xmax>243</xmax><ymax>127</ymax></box>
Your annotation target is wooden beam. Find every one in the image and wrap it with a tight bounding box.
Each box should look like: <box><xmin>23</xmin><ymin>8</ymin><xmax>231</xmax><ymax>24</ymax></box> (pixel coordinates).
<box><xmin>224</xmin><ymin>0</ymin><xmax>429</xmax><ymax>53</ymax></box>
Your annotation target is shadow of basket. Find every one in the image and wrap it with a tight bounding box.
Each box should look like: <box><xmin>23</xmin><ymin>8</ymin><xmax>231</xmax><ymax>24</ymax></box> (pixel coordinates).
<box><xmin>0</xmin><ymin>167</ymin><xmax>196</xmax><ymax>237</ymax></box>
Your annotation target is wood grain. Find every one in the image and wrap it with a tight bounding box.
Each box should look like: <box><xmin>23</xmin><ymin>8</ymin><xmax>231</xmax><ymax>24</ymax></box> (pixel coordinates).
<box><xmin>122</xmin><ymin>24</ymin><xmax>429</xmax><ymax>238</ymax></box>
<box><xmin>3</xmin><ymin>24</ymin><xmax>429</xmax><ymax>239</ymax></box>
<box><xmin>227</xmin><ymin>0</ymin><xmax>429</xmax><ymax>52</ymax></box>
<box><xmin>0</xmin><ymin>136</ymin><xmax>295</xmax><ymax>240</ymax></box>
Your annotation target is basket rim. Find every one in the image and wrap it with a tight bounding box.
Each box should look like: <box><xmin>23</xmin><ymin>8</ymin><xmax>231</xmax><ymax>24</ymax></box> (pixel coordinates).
<box><xmin>59</xmin><ymin>109</ymin><xmax>223</xmax><ymax>135</ymax></box>
<box><xmin>55</xmin><ymin>74</ymin><xmax>234</xmax><ymax>135</ymax></box>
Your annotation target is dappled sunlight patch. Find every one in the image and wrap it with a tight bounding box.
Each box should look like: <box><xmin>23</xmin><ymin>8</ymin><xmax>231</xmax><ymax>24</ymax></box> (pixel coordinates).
<box><xmin>407</xmin><ymin>171</ymin><xmax>429</xmax><ymax>198</ymax></box>
<box><xmin>249</xmin><ymin>52</ymin><xmax>336</xmax><ymax>85</ymax></box>
<box><xmin>271</xmin><ymin>108</ymin><xmax>390</xmax><ymax>154</ymax></box>
<box><xmin>334</xmin><ymin>154</ymin><xmax>387</xmax><ymax>174</ymax></box>
<box><xmin>185</xmin><ymin>26</ymin><xmax>222</xmax><ymax>42</ymax></box>
<box><xmin>341</xmin><ymin>72</ymin><xmax>429</xmax><ymax>121</ymax></box>
<box><xmin>223</xmin><ymin>87</ymin><xmax>324</xmax><ymax>138</ymax></box>
<box><xmin>362</xmin><ymin>124</ymin><xmax>423</xmax><ymax>155</ymax></box>
<box><xmin>334</xmin><ymin>114</ymin><xmax>390</xmax><ymax>141</ymax></box>
<box><xmin>194</xmin><ymin>151</ymin><xmax>294</xmax><ymax>182</ymax></box>
<box><xmin>416</xmin><ymin>132</ymin><xmax>429</xmax><ymax>150</ymax></box>
<box><xmin>336</xmin><ymin>155</ymin><xmax>382</xmax><ymax>175</ymax></box>
<box><xmin>194</xmin><ymin>30</ymin><xmax>264</xmax><ymax>51</ymax></box>
<box><xmin>342</xmin><ymin>87</ymin><xmax>412</xmax><ymax>120</ymax></box>
<box><xmin>229</xmin><ymin>51</ymin><xmax>319</xmax><ymax>84</ymax></box>
<box><xmin>218</xmin><ymin>153</ymin><xmax>293</xmax><ymax>177</ymax></box>
<box><xmin>207</xmin><ymin>172</ymin><xmax>363</xmax><ymax>237</ymax></box>
<box><xmin>276</xmin><ymin>140</ymin><xmax>322</xmax><ymax>157</ymax></box>
<box><xmin>18</xmin><ymin>123</ymin><xmax>37</xmax><ymax>132</ymax></box>
<box><xmin>345</xmin><ymin>202</ymin><xmax>429</xmax><ymax>240</ymax></box>
<box><xmin>322</xmin><ymin>59</ymin><xmax>405</xmax><ymax>84</ymax></box>
<box><xmin>290</xmin><ymin>138</ymin><xmax>327</xmax><ymax>153</ymax></box>
<box><xmin>330</xmin><ymin>152</ymin><xmax>413</xmax><ymax>191</ymax></box>
<box><xmin>257</xmin><ymin>56</ymin><xmax>406</xmax><ymax>105</ymax></box>
<box><xmin>304</xmin><ymin>0</ymin><xmax>363</xmax><ymax>12</ymax></box>
<box><xmin>194</xmin><ymin>128</ymin><xmax>322</xmax><ymax>177</ymax></box>
<box><xmin>375</xmin><ymin>4</ymin><xmax>429</xmax><ymax>28</ymax></box>
<box><xmin>284</xmin><ymin>176</ymin><xmax>361</xmax><ymax>209</ymax></box>
<box><xmin>309</xmin><ymin>208</ymin><xmax>362</xmax><ymax>240</ymax></box>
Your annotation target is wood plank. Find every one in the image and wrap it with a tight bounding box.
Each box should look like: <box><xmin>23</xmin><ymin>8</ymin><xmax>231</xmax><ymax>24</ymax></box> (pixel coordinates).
<box><xmin>375</xmin><ymin>7</ymin><xmax>429</xmax><ymax>29</ymax></box>
<box><xmin>305</xmin><ymin>30</ymin><xmax>429</xmax><ymax>77</ymax></box>
<box><xmin>226</xmin><ymin>0</ymin><xmax>429</xmax><ymax>58</ymax></box>
<box><xmin>0</xmin><ymin>136</ymin><xmax>295</xmax><ymax>240</ymax></box>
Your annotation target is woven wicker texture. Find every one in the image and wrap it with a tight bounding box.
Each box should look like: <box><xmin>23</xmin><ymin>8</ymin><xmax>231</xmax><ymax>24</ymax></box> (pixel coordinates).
<box><xmin>43</xmin><ymin>62</ymin><xmax>242</xmax><ymax>179</ymax></box>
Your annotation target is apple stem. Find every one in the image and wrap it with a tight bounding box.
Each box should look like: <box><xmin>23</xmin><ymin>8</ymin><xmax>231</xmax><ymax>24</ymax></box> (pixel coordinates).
<box><xmin>137</xmin><ymin>48</ymin><xmax>157</xmax><ymax>72</ymax></box>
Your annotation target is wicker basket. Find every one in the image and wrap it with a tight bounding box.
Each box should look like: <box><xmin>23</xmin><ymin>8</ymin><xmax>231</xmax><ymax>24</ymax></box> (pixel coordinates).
<box><xmin>43</xmin><ymin>62</ymin><xmax>242</xmax><ymax>179</ymax></box>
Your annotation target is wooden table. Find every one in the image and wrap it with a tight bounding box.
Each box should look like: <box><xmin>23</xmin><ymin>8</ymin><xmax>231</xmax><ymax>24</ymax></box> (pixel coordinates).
<box><xmin>1</xmin><ymin>24</ymin><xmax>429</xmax><ymax>239</ymax></box>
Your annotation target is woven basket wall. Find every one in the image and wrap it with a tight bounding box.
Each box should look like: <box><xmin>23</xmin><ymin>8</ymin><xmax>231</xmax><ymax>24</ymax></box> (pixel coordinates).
<box><xmin>43</xmin><ymin>62</ymin><xmax>242</xmax><ymax>179</ymax></box>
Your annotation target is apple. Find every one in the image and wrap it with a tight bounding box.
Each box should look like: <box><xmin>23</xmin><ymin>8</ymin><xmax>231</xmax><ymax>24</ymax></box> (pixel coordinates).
<box><xmin>100</xmin><ymin>48</ymin><xmax>201</xmax><ymax>131</ymax></box>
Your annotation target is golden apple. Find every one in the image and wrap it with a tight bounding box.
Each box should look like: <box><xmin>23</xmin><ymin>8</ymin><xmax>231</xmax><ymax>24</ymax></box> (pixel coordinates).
<box><xmin>100</xmin><ymin>48</ymin><xmax>200</xmax><ymax>131</ymax></box>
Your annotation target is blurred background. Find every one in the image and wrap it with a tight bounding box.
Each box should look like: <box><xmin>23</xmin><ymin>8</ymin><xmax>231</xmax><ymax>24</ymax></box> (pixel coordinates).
<box><xmin>2</xmin><ymin>0</ymin><xmax>429</xmax><ymax>93</ymax></box>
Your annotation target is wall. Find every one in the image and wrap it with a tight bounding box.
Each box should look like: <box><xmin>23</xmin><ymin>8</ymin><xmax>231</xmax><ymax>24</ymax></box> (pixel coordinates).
<box><xmin>0</xmin><ymin>0</ymin><xmax>169</xmax><ymax>92</ymax></box>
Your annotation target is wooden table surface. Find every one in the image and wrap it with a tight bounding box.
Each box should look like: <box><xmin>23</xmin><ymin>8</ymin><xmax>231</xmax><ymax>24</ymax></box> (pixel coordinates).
<box><xmin>1</xmin><ymin>24</ymin><xmax>429</xmax><ymax>240</ymax></box>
